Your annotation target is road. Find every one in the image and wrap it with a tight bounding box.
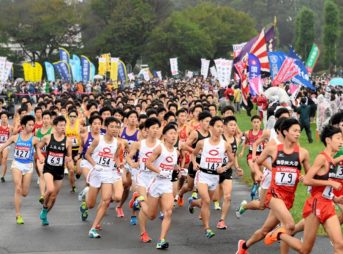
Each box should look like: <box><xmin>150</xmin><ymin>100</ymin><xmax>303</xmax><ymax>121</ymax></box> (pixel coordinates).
<box><xmin>0</xmin><ymin>149</ymin><xmax>332</xmax><ymax>254</ymax></box>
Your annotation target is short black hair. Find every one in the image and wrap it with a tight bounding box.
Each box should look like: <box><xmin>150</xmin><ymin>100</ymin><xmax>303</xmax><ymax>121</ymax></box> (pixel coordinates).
<box><xmin>126</xmin><ymin>110</ymin><xmax>139</xmax><ymax>119</ymax></box>
<box><xmin>251</xmin><ymin>115</ymin><xmax>261</xmax><ymax>122</ymax></box>
<box><xmin>274</xmin><ymin>117</ymin><xmax>287</xmax><ymax>132</ymax></box>
<box><xmin>168</xmin><ymin>103</ymin><xmax>178</xmax><ymax>110</ymax></box>
<box><xmin>320</xmin><ymin>125</ymin><xmax>342</xmax><ymax>146</ymax></box>
<box><xmin>89</xmin><ymin>115</ymin><xmax>103</xmax><ymax>125</ymax></box>
<box><xmin>100</xmin><ymin>106</ymin><xmax>113</xmax><ymax>116</ymax></box>
<box><xmin>0</xmin><ymin>111</ymin><xmax>9</xmax><ymax>118</ymax></box>
<box><xmin>42</xmin><ymin>110</ymin><xmax>51</xmax><ymax>118</ymax></box>
<box><xmin>280</xmin><ymin>118</ymin><xmax>300</xmax><ymax>137</ymax></box>
<box><xmin>20</xmin><ymin>115</ymin><xmax>35</xmax><ymax>126</ymax></box>
<box><xmin>145</xmin><ymin>117</ymin><xmax>161</xmax><ymax>129</ymax></box>
<box><xmin>330</xmin><ymin>112</ymin><xmax>343</xmax><ymax>126</ymax></box>
<box><xmin>223</xmin><ymin>116</ymin><xmax>237</xmax><ymax>125</ymax></box>
<box><xmin>164</xmin><ymin>111</ymin><xmax>176</xmax><ymax>121</ymax></box>
<box><xmin>162</xmin><ymin>123</ymin><xmax>177</xmax><ymax>135</ymax></box>
<box><xmin>209</xmin><ymin>116</ymin><xmax>222</xmax><ymax>126</ymax></box>
<box><xmin>198</xmin><ymin>111</ymin><xmax>212</xmax><ymax>121</ymax></box>
<box><xmin>147</xmin><ymin>108</ymin><xmax>158</xmax><ymax>117</ymax></box>
<box><xmin>221</xmin><ymin>105</ymin><xmax>235</xmax><ymax>115</ymax></box>
<box><xmin>191</xmin><ymin>105</ymin><xmax>203</xmax><ymax>113</ymax></box>
<box><xmin>104</xmin><ymin>116</ymin><xmax>121</xmax><ymax>127</ymax></box>
<box><xmin>275</xmin><ymin>108</ymin><xmax>290</xmax><ymax>119</ymax></box>
<box><xmin>176</xmin><ymin>109</ymin><xmax>187</xmax><ymax>116</ymax></box>
<box><xmin>53</xmin><ymin>115</ymin><xmax>66</xmax><ymax>126</ymax></box>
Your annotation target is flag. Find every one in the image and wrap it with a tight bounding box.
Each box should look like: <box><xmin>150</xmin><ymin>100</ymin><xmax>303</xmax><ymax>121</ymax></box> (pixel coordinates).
<box><xmin>71</xmin><ymin>54</ymin><xmax>82</xmax><ymax>82</ymax></box>
<box><xmin>170</xmin><ymin>58</ymin><xmax>178</xmax><ymax>76</ymax></box>
<box><xmin>81</xmin><ymin>55</ymin><xmax>91</xmax><ymax>83</ymax></box>
<box><xmin>248</xmin><ymin>54</ymin><xmax>263</xmax><ymax>96</ymax></box>
<box><xmin>59</xmin><ymin>48</ymin><xmax>70</xmax><ymax>63</ymax></box>
<box><xmin>128</xmin><ymin>73</ymin><xmax>135</xmax><ymax>81</ymax></box>
<box><xmin>118</xmin><ymin>60</ymin><xmax>128</xmax><ymax>83</ymax></box>
<box><xmin>100</xmin><ymin>53</ymin><xmax>111</xmax><ymax>72</ymax></box>
<box><xmin>233</xmin><ymin>42</ymin><xmax>247</xmax><ymax>58</ymax></box>
<box><xmin>210</xmin><ymin>66</ymin><xmax>217</xmax><ymax>79</ymax></box>
<box><xmin>110</xmin><ymin>58</ymin><xmax>119</xmax><ymax>82</ymax></box>
<box><xmin>23</xmin><ymin>62</ymin><xmax>34</xmax><ymax>82</ymax></box>
<box><xmin>1</xmin><ymin>60</ymin><xmax>12</xmax><ymax>82</ymax></box>
<box><xmin>44</xmin><ymin>62</ymin><xmax>55</xmax><ymax>82</ymax></box>
<box><xmin>214</xmin><ymin>58</ymin><xmax>233</xmax><ymax>88</ymax></box>
<box><xmin>98</xmin><ymin>57</ymin><xmax>107</xmax><ymax>75</ymax></box>
<box><xmin>0</xmin><ymin>57</ymin><xmax>7</xmax><ymax>82</ymax></box>
<box><xmin>305</xmin><ymin>43</ymin><xmax>320</xmax><ymax>74</ymax></box>
<box><xmin>272</xmin><ymin>57</ymin><xmax>300</xmax><ymax>86</ymax></box>
<box><xmin>250</xmin><ymin>29</ymin><xmax>270</xmax><ymax>72</ymax></box>
<box><xmin>156</xmin><ymin>71</ymin><xmax>162</xmax><ymax>80</ymax></box>
<box><xmin>32</xmin><ymin>62</ymin><xmax>43</xmax><ymax>82</ymax></box>
<box><xmin>90</xmin><ymin>62</ymin><xmax>95</xmax><ymax>81</ymax></box>
<box><xmin>268</xmin><ymin>51</ymin><xmax>287</xmax><ymax>79</ymax></box>
<box><xmin>201</xmin><ymin>58</ymin><xmax>210</xmax><ymax>78</ymax></box>
<box><xmin>53</xmin><ymin>61</ymin><xmax>71</xmax><ymax>82</ymax></box>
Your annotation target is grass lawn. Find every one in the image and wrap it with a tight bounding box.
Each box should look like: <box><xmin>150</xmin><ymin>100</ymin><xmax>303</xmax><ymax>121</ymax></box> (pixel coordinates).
<box><xmin>234</xmin><ymin>110</ymin><xmax>328</xmax><ymax>234</ymax></box>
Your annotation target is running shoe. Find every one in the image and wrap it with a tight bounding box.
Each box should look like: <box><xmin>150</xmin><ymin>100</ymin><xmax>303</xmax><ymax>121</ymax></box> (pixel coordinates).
<box><xmin>129</xmin><ymin>192</ymin><xmax>140</xmax><ymax>209</ymax></box>
<box><xmin>130</xmin><ymin>216</ymin><xmax>137</xmax><ymax>225</ymax></box>
<box><xmin>39</xmin><ymin>195</ymin><xmax>44</xmax><ymax>204</ymax></box>
<box><xmin>216</xmin><ymin>220</ymin><xmax>227</xmax><ymax>230</ymax></box>
<box><xmin>264</xmin><ymin>226</ymin><xmax>286</xmax><ymax>245</ymax></box>
<box><xmin>39</xmin><ymin>208</ymin><xmax>49</xmax><ymax>226</ymax></box>
<box><xmin>133</xmin><ymin>196</ymin><xmax>145</xmax><ymax>211</ymax></box>
<box><xmin>177</xmin><ymin>196</ymin><xmax>184</xmax><ymax>207</ymax></box>
<box><xmin>75</xmin><ymin>173</ymin><xmax>81</xmax><ymax>179</ymax></box>
<box><xmin>80</xmin><ymin>201</ymin><xmax>88</xmax><ymax>221</ymax></box>
<box><xmin>191</xmin><ymin>191</ymin><xmax>198</xmax><ymax>199</ymax></box>
<box><xmin>1</xmin><ymin>176</ymin><xmax>5</xmax><ymax>183</ymax></box>
<box><xmin>88</xmin><ymin>228</ymin><xmax>101</xmax><ymax>238</ymax></box>
<box><xmin>250</xmin><ymin>183</ymin><xmax>258</xmax><ymax>200</ymax></box>
<box><xmin>214</xmin><ymin>201</ymin><xmax>221</xmax><ymax>210</ymax></box>
<box><xmin>236</xmin><ymin>240</ymin><xmax>249</xmax><ymax>254</ymax></box>
<box><xmin>159</xmin><ymin>212</ymin><xmax>164</xmax><ymax>220</ymax></box>
<box><xmin>156</xmin><ymin>239</ymin><xmax>169</xmax><ymax>249</ymax></box>
<box><xmin>64</xmin><ymin>168</ymin><xmax>68</xmax><ymax>175</ymax></box>
<box><xmin>140</xmin><ymin>231</ymin><xmax>152</xmax><ymax>243</ymax></box>
<box><xmin>71</xmin><ymin>186</ymin><xmax>77</xmax><ymax>193</ymax></box>
<box><xmin>188</xmin><ymin>197</ymin><xmax>194</xmax><ymax>214</ymax></box>
<box><xmin>205</xmin><ymin>229</ymin><xmax>215</xmax><ymax>238</ymax></box>
<box><xmin>78</xmin><ymin>186</ymin><xmax>89</xmax><ymax>202</ymax></box>
<box><xmin>116</xmin><ymin>207</ymin><xmax>125</xmax><ymax>218</ymax></box>
<box><xmin>16</xmin><ymin>215</ymin><xmax>24</xmax><ymax>224</ymax></box>
<box><xmin>235</xmin><ymin>200</ymin><xmax>247</xmax><ymax>219</ymax></box>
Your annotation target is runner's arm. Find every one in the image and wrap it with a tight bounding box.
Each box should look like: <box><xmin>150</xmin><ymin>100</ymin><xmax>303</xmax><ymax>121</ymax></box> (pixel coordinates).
<box><xmin>85</xmin><ymin>137</ymin><xmax>99</xmax><ymax>168</ymax></box>
<box><xmin>126</xmin><ymin>141</ymin><xmax>139</xmax><ymax>169</ymax></box>
<box><xmin>145</xmin><ymin>145</ymin><xmax>162</xmax><ymax>174</ymax></box>
<box><xmin>181</xmin><ymin>130</ymin><xmax>197</xmax><ymax>153</ymax></box>
<box><xmin>252</xmin><ymin>130</ymin><xmax>269</xmax><ymax>161</ymax></box>
<box><xmin>0</xmin><ymin>134</ymin><xmax>17</xmax><ymax>152</ymax></box>
<box><xmin>191</xmin><ymin>140</ymin><xmax>203</xmax><ymax>170</ymax></box>
<box><xmin>239</xmin><ymin>131</ymin><xmax>248</xmax><ymax>157</ymax></box>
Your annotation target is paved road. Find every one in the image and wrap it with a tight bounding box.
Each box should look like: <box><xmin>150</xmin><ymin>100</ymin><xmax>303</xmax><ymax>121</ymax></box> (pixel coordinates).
<box><xmin>0</xmin><ymin>150</ymin><xmax>332</xmax><ymax>254</ymax></box>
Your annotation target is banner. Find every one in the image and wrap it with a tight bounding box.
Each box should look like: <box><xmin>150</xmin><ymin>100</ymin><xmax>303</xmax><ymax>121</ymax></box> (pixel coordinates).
<box><xmin>156</xmin><ymin>71</ymin><xmax>162</xmax><ymax>80</ymax></box>
<box><xmin>59</xmin><ymin>48</ymin><xmax>70</xmax><ymax>63</ymax></box>
<box><xmin>98</xmin><ymin>57</ymin><xmax>106</xmax><ymax>75</ymax></box>
<box><xmin>100</xmin><ymin>53</ymin><xmax>111</xmax><ymax>72</ymax></box>
<box><xmin>305</xmin><ymin>43</ymin><xmax>320</xmax><ymax>74</ymax></box>
<box><xmin>110</xmin><ymin>58</ymin><xmax>119</xmax><ymax>82</ymax></box>
<box><xmin>186</xmin><ymin>71</ymin><xmax>194</xmax><ymax>79</ymax></box>
<box><xmin>201</xmin><ymin>58</ymin><xmax>210</xmax><ymax>78</ymax></box>
<box><xmin>118</xmin><ymin>60</ymin><xmax>128</xmax><ymax>83</ymax></box>
<box><xmin>3</xmin><ymin>61</ymin><xmax>13</xmax><ymax>82</ymax></box>
<box><xmin>170</xmin><ymin>58</ymin><xmax>178</xmax><ymax>76</ymax></box>
<box><xmin>81</xmin><ymin>55</ymin><xmax>91</xmax><ymax>83</ymax></box>
<box><xmin>128</xmin><ymin>73</ymin><xmax>135</xmax><ymax>81</ymax></box>
<box><xmin>248</xmin><ymin>54</ymin><xmax>262</xmax><ymax>96</ymax></box>
<box><xmin>54</xmin><ymin>61</ymin><xmax>70</xmax><ymax>82</ymax></box>
<box><xmin>0</xmin><ymin>57</ymin><xmax>7</xmax><ymax>82</ymax></box>
<box><xmin>33</xmin><ymin>62</ymin><xmax>43</xmax><ymax>82</ymax></box>
<box><xmin>214</xmin><ymin>58</ymin><xmax>233</xmax><ymax>88</ymax></box>
<box><xmin>272</xmin><ymin>57</ymin><xmax>299</xmax><ymax>86</ymax></box>
<box><xmin>233</xmin><ymin>42</ymin><xmax>247</xmax><ymax>58</ymax></box>
<box><xmin>90</xmin><ymin>62</ymin><xmax>95</xmax><ymax>81</ymax></box>
<box><xmin>210</xmin><ymin>66</ymin><xmax>217</xmax><ymax>79</ymax></box>
<box><xmin>44</xmin><ymin>61</ymin><xmax>55</xmax><ymax>82</ymax></box>
<box><xmin>70</xmin><ymin>54</ymin><xmax>82</xmax><ymax>82</ymax></box>
<box><xmin>268</xmin><ymin>51</ymin><xmax>287</xmax><ymax>80</ymax></box>
<box><xmin>23</xmin><ymin>62</ymin><xmax>33</xmax><ymax>82</ymax></box>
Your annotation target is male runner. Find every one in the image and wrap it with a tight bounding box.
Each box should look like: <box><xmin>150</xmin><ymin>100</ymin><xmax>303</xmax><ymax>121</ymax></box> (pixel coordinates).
<box><xmin>0</xmin><ymin>111</ymin><xmax>12</xmax><ymax>182</ymax></box>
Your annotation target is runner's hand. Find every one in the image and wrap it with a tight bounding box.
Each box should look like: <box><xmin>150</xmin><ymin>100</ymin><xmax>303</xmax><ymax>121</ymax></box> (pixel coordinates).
<box><xmin>254</xmin><ymin>171</ymin><xmax>263</xmax><ymax>182</ymax></box>
<box><xmin>216</xmin><ymin>167</ymin><xmax>225</xmax><ymax>174</ymax></box>
<box><xmin>236</xmin><ymin>167</ymin><xmax>243</xmax><ymax>177</ymax></box>
<box><xmin>330</xmin><ymin>181</ymin><xmax>342</xmax><ymax>191</ymax></box>
<box><xmin>193</xmin><ymin>162</ymin><xmax>200</xmax><ymax>171</ymax></box>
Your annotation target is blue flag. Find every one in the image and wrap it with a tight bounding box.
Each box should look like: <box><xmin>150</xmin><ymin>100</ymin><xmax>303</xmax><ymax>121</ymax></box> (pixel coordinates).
<box><xmin>44</xmin><ymin>61</ymin><xmax>55</xmax><ymax>82</ymax></box>
<box><xmin>71</xmin><ymin>54</ymin><xmax>82</xmax><ymax>82</ymax></box>
<box><xmin>59</xmin><ymin>48</ymin><xmax>70</xmax><ymax>63</ymax></box>
<box><xmin>81</xmin><ymin>55</ymin><xmax>90</xmax><ymax>83</ymax></box>
<box><xmin>248</xmin><ymin>54</ymin><xmax>262</xmax><ymax>96</ymax></box>
<box><xmin>53</xmin><ymin>61</ymin><xmax>70</xmax><ymax>82</ymax></box>
<box><xmin>90</xmin><ymin>62</ymin><xmax>95</xmax><ymax>81</ymax></box>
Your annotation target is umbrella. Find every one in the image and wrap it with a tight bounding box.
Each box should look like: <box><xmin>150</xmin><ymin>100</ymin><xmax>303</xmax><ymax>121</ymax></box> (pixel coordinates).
<box><xmin>329</xmin><ymin>77</ymin><xmax>343</xmax><ymax>86</ymax></box>
<box><xmin>94</xmin><ymin>74</ymin><xmax>104</xmax><ymax>80</ymax></box>
<box><xmin>264</xmin><ymin>87</ymin><xmax>290</xmax><ymax>104</ymax></box>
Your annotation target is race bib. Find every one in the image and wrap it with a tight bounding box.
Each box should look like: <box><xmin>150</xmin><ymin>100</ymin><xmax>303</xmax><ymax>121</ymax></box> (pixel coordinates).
<box><xmin>0</xmin><ymin>135</ymin><xmax>8</xmax><ymax>143</ymax></box>
<box><xmin>322</xmin><ymin>186</ymin><xmax>334</xmax><ymax>200</ymax></box>
<box><xmin>14</xmin><ymin>146</ymin><xmax>30</xmax><ymax>159</ymax></box>
<box><xmin>222</xmin><ymin>156</ymin><xmax>228</xmax><ymax>165</ymax></box>
<box><xmin>275</xmin><ymin>172</ymin><xmax>297</xmax><ymax>186</ymax></box>
<box><xmin>256</xmin><ymin>144</ymin><xmax>263</xmax><ymax>153</ymax></box>
<box><xmin>335</xmin><ymin>166</ymin><xmax>343</xmax><ymax>179</ymax></box>
<box><xmin>47</xmin><ymin>152</ymin><xmax>64</xmax><ymax>166</ymax></box>
<box><xmin>41</xmin><ymin>145</ymin><xmax>47</xmax><ymax>153</ymax></box>
<box><xmin>97</xmin><ymin>156</ymin><xmax>111</xmax><ymax>168</ymax></box>
<box><xmin>71</xmin><ymin>137</ymin><xmax>78</xmax><ymax>146</ymax></box>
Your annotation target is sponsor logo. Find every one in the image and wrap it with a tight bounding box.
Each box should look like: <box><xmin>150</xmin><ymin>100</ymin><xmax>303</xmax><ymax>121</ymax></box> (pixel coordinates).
<box><xmin>166</xmin><ymin>156</ymin><xmax>173</xmax><ymax>163</ymax></box>
<box><xmin>209</xmin><ymin>149</ymin><xmax>219</xmax><ymax>156</ymax></box>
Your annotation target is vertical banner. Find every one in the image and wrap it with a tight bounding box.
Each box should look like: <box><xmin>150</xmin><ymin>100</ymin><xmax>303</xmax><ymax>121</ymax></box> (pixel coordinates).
<box><xmin>232</xmin><ymin>42</ymin><xmax>247</xmax><ymax>58</ymax></box>
<box><xmin>0</xmin><ymin>57</ymin><xmax>7</xmax><ymax>82</ymax></box>
<box><xmin>81</xmin><ymin>55</ymin><xmax>90</xmax><ymax>83</ymax></box>
<box><xmin>305</xmin><ymin>43</ymin><xmax>320</xmax><ymax>74</ymax></box>
<box><xmin>71</xmin><ymin>54</ymin><xmax>82</xmax><ymax>82</ymax></box>
<box><xmin>110</xmin><ymin>58</ymin><xmax>119</xmax><ymax>82</ymax></box>
<box><xmin>59</xmin><ymin>48</ymin><xmax>70</xmax><ymax>63</ymax></box>
<box><xmin>170</xmin><ymin>58</ymin><xmax>178</xmax><ymax>76</ymax></box>
<box><xmin>22</xmin><ymin>62</ymin><xmax>33</xmax><ymax>81</ymax></box>
<box><xmin>156</xmin><ymin>71</ymin><xmax>162</xmax><ymax>80</ymax></box>
<box><xmin>214</xmin><ymin>58</ymin><xmax>233</xmax><ymax>88</ymax></box>
<box><xmin>118</xmin><ymin>60</ymin><xmax>128</xmax><ymax>89</ymax></box>
<box><xmin>100</xmin><ymin>53</ymin><xmax>111</xmax><ymax>72</ymax></box>
<box><xmin>98</xmin><ymin>57</ymin><xmax>107</xmax><ymax>75</ymax></box>
<box><xmin>2</xmin><ymin>61</ymin><xmax>13</xmax><ymax>82</ymax></box>
<box><xmin>248</xmin><ymin>54</ymin><xmax>262</xmax><ymax>96</ymax></box>
<box><xmin>44</xmin><ymin>61</ymin><xmax>55</xmax><ymax>82</ymax></box>
<box><xmin>128</xmin><ymin>73</ymin><xmax>135</xmax><ymax>81</ymax></box>
<box><xmin>201</xmin><ymin>58</ymin><xmax>210</xmax><ymax>79</ymax></box>
<box><xmin>210</xmin><ymin>66</ymin><xmax>217</xmax><ymax>79</ymax></box>
<box><xmin>32</xmin><ymin>62</ymin><xmax>43</xmax><ymax>82</ymax></box>
<box><xmin>53</xmin><ymin>61</ymin><xmax>71</xmax><ymax>82</ymax></box>
<box><xmin>90</xmin><ymin>62</ymin><xmax>95</xmax><ymax>81</ymax></box>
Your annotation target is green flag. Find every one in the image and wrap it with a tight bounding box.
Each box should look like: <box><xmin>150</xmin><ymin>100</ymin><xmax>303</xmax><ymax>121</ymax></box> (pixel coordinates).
<box><xmin>305</xmin><ymin>43</ymin><xmax>320</xmax><ymax>74</ymax></box>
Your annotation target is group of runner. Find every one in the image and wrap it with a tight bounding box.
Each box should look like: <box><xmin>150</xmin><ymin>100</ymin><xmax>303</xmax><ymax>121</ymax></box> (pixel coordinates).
<box><xmin>0</xmin><ymin>84</ymin><xmax>342</xmax><ymax>252</ymax></box>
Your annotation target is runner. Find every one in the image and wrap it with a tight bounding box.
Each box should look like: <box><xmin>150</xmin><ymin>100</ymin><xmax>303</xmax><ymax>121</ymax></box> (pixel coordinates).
<box><xmin>80</xmin><ymin>117</ymin><xmax>123</xmax><ymax>238</ymax></box>
<box><xmin>236</xmin><ymin>118</ymin><xmax>311</xmax><ymax>254</ymax></box>
<box><xmin>132</xmin><ymin>123</ymin><xmax>178</xmax><ymax>249</ymax></box>
<box><xmin>264</xmin><ymin>125</ymin><xmax>343</xmax><ymax>254</ymax></box>
<box><xmin>239</xmin><ymin>115</ymin><xmax>264</xmax><ymax>200</ymax></box>
<box><xmin>0</xmin><ymin>111</ymin><xmax>12</xmax><ymax>182</ymax></box>
<box><xmin>126</xmin><ymin>117</ymin><xmax>161</xmax><ymax>242</ymax></box>
<box><xmin>188</xmin><ymin>116</ymin><xmax>234</xmax><ymax>238</ymax></box>
<box><xmin>37</xmin><ymin>116</ymin><xmax>73</xmax><ymax>226</ymax></box>
<box><xmin>35</xmin><ymin>110</ymin><xmax>53</xmax><ymax>204</ymax></box>
<box><xmin>0</xmin><ymin>115</ymin><xmax>41</xmax><ymax>224</ymax></box>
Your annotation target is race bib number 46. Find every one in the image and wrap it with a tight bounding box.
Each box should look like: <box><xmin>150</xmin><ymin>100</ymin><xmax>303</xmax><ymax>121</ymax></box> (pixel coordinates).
<box><xmin>275</xmin><ymin>172</ymin><xmax>297</xmax><ymax>186</ymax></box>
<box><xmin>47</xmin><ymin>152</ymin><xmax>64</xmax><ymax>166</ymax></box>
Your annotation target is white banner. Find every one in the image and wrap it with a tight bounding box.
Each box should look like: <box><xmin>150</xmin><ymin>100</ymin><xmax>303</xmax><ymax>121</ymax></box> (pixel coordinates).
<box><xmin>186</xmin><ymin>71</ymin><xmax>193</xmax><ymax>79</ymax></box>
<box><xmin>170</xmin><ymin>58</ymin><xmax>178</xmax><ymax>76</ymax></box>
<box><xmin>0</xmin><ymin>57</ymin><xmax>7</xmax><ymax>82</ymax></box>
<box><xmin>156</xmin><ymin>71</ymin><xmax>162</xmax><ymax>80</ymax></box>
<box><xmin>210</xmin><ymin>66</ymin><xmax>217</xmax><ymax>79</ymax></box>
<box><xmin>128</xmin><ymin>72</ymin><xmax>135</xmax><ymax>81</ymax></box>
<box><xmin>232</xmin><ymin>42</ymin><xmax>247</xmax><ymax>58</ymax></box>
<box><xmin>214</xmin><ymin>58</ymin><xmax>233</xmax><ymax>88</ymax></box>
<box><xmin>201</xmin><ymin>58</ymin><xmax>210</xmax><ymax>79</ymax></box>
<box><xmin>142</xmin><ymin>69</ymin><xmax>150</xmax><ymax>81</ymax></box>
<box><xmin>2</xmin><ymin>61</ymin><xmax>12</xmax><ymax>82</ymax></box>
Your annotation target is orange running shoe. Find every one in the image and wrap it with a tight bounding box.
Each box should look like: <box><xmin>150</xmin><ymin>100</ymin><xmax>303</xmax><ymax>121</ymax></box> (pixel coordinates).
<box><xmin>116</xmin><ymin>207</ymin><xmax>125</xmax><ymax>218</ymax></box>
<box><xmin>264</xmin><ymin>226</ymin><xmax>286</xmax><ymax>245</ymax></box>
<box><xmin>140</xmin><ymin>231</ymin><xmax>152</xmax><ymax>243</ymax></box>
<box><xmin>216</xmin><ymin>220</ymin><xmax>227</xmax><ymax>230</ymax></box>
<box><xmin>177</xmin><ymin>196</ymin><xmax>184</xmax><ymax>207</ymax></box>
<box><xmin>129</xmin><ymin>192</ymin><xmax>140</xmax><ymax>209</ymax></box>
<box><xmin>236</xmin><ymin>240</ymin><xmax>249</xmax><ymax>254</ymax></box>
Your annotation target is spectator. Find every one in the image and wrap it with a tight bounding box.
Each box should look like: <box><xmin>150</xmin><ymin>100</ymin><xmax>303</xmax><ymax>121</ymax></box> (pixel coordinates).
<box><xmin>297</xmin><ymin>97</ymin><xmax>313</xmax><ymax>143</ymax></box>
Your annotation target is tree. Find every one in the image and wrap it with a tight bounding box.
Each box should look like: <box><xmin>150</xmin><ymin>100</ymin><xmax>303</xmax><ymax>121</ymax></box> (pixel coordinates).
<box><xmin>294</xmin><ymin>6</ymin><xmax>315</xmax><ymax>58</ymax></box>
<box><xmin>81</xmin><ymin>0</ymin><xmax>156</xmax><ymax>66</ymax></box>
<box><xmin>323</xmin><ymin>0</ymin><xmax>339</xmax><ymax>71</ymax></box>
<box><xmin>0</xmin><ymin>0</ymin><xmax>81</xmax><ymax>62</ymax></box>
<box><xmin>144</xmin><ymin>3</ymin><xmax>256</xmax><ymax>73</ymax></box>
